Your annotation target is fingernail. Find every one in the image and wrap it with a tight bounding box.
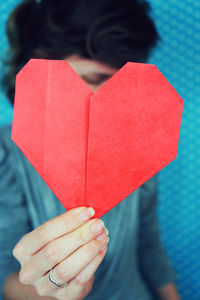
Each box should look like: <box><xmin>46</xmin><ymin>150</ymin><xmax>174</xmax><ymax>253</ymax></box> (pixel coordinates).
<box><xmin>90</xmin><ymin>220</ymin><xmax>104</xmax><ymax>233</ymax></box>
<box><xmin>88</xmin><ymin>207</ymin><xmax>95</xmax><ymax>217</ymax></box>
<box><xmin>78</xmin><ymin>207</ymin><xmax>95</xmax><ymax>221</ymax></box>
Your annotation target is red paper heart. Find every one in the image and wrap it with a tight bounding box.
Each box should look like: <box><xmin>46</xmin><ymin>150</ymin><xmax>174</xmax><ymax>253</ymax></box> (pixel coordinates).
<box><xmin>12</xmin><ymin>59</ymin><xmax>183</xmax><ymax>218</ymax></box>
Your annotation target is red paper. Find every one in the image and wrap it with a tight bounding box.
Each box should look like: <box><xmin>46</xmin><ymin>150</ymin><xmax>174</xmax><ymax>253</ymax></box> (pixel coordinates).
<box><xmin>11</xmin><ymin>59</ymin><xmax>183</xmax><ymax>218</ymax></box>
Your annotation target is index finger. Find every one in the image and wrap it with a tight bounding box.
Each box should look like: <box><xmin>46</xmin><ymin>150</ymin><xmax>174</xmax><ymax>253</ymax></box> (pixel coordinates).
<box><xmin>13</xmin><ymin>206</ymin><xmax>95</xmax><ymax>258</ymax></box>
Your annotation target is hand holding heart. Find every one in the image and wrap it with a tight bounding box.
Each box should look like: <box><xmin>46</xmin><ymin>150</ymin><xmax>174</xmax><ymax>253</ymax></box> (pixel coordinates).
<box><xmin>12</xmin><ymin>207</ymin><xmax>109</xmax><ymax>300</ymax></box>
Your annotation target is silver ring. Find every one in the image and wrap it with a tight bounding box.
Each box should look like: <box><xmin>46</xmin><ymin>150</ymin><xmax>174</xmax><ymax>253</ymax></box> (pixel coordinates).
<box><xmin>49</xmin><ymin>267</ymin><xmax>68</xmax><ymax>288</ymax></box>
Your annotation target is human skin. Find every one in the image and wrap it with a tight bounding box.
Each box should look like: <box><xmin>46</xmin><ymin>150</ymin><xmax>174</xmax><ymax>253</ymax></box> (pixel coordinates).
<box><xmin>65</xmin><ymin>54</ymin><xmax>119</xmax><ymax>91</ymax></box>
<box><xmin>11</xmin><ymin>206</ymin><xmax>109</xmax><ymax>300</ymax></box>
<box><xmin>3</xmin><ymin>55</ymin><xmax>180</xmax><ymax>300</ymax></box>
<box><xmin>3</xmin><ymin>56</ymin><xmax>117</xmax><ymax>300</ymax></box>
<box><xmin>64</xmin><ymin>55</ymin><xmax>181</xmax><ymax>300</ymax></box>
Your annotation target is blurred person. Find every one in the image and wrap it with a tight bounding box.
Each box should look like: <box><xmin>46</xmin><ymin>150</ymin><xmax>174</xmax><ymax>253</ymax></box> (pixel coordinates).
<box><xmin>0</xmin><ymin>0</ymin><xmax>181</xmax><ymax>299</ymax></box>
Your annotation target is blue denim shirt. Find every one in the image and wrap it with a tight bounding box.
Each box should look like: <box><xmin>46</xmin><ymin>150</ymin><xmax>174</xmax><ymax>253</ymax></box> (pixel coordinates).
<box><xmin>0</xmin><ymin>124</ymin><xmax>177</xmax><ymax>299</ymax></box>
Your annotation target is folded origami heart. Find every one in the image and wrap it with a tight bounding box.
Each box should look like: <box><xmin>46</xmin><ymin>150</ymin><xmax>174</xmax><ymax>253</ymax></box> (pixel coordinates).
<box><xmin>11</xmin><ymin>59</ymin><xmax>183</xmax><ymax>218</ymax></box>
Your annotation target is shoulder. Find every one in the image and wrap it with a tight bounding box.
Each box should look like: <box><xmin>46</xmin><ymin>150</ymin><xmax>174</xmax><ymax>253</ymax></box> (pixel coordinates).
<box><xmin>0</xmin><ymin>124</ymin><xmax>13</xmax><ymax>162</ymax></box>
<box><xmin>0</xmin><ymin>123</ymin><xmax>30</xmax><ymax>166</ymax></box>
<box><xmin>0</xmin><ymin>123</ymin><xmax>42</xmax><ymax>186</ymax></box>
<box><xmin>0</xmin><ymin>123</ymin><xmax>24</xmax><ymax>165</ymax></box>
<box><xmin>0</xmin><ymin>123</ymin><xmax>28</xmax><ymax>186</ymax></box>
<box><xmin>0</xmin><ymin>123</ymin><xmax>22</xmax><ymax>156</ymax></box>
<box><xmin>0</xmin><ymin>124</ymin><xmax>24</xmax><ymax>206</ymax></box>
<box><xmin>140</xmin><ymin>174</ymin><xmax>158</xmax><ymax>193</ymax></box>
<box><xmin>138</xmin><ymin>174</ymin><xmax>159</xmax><ymax>213</ymax></box>
<box><xmin>0</xmin><ymin>124</ymin><xmax>12</xmax><ymax>147</ymax></box>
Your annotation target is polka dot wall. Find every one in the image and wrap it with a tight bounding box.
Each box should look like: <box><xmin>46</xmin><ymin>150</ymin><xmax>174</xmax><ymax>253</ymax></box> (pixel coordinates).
<box><xmin>148</xmin><ymin>1</ymin><xmax>200</xmax><ymax>299</ymax></box>
<box><xmin>0</xmin><ymin>1</ymin><xmax>199</xmax><ymax>299</ymax></box>
<box><xmin>0</xmin><ymin>0</ymin><xmax>21</xmax><ymax>126</ymax></box>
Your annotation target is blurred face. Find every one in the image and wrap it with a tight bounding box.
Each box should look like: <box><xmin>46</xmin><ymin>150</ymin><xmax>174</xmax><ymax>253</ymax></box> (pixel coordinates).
<box><xmin>65</xmin><ymin>54</ymin><xmax>118</xmax><ymax>92</ymax></box>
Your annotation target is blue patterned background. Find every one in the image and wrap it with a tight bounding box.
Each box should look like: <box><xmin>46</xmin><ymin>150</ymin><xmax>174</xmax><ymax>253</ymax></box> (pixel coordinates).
<box><xmin>0</xmin><ymin>1</ymin><xmax>199</xmax><ymax>299</ymax></box>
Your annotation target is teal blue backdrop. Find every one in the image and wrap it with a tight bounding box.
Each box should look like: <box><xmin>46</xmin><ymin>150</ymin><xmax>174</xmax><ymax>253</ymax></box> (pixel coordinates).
<box><xmin>0</xmin><ymin>1</ymin><xmax>199</xmax><ymax>300</ymax></box>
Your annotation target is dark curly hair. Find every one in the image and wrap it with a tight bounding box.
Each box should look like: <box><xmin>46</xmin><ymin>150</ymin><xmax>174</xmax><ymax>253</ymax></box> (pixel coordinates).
<box><xmin>1</xmin><ymin>0</ymin><xmax>160</xmax><ymax>104</ymax></box>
